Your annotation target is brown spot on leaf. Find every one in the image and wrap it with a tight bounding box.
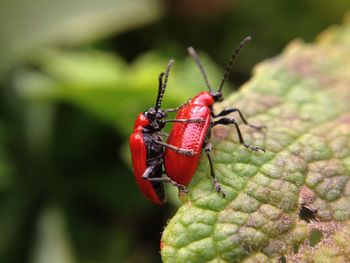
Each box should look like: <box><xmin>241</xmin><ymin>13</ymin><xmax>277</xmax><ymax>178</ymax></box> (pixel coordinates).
<box><xmin>299</xmin><ymin>186</ymin><xmax>318</xmax><ymax>223</ymax></box>
<box><xmin>299</xmin><ymin>186</ymin><xmax>316</xmax><ymax>207</ymax></box>
<box><xmin>285</xmin><ymin>221</ymin><xmax>345</xmax><ymax>262</ymax></box>
<box><xmin>212</xmin><ymin>126</ymin><xmax>230</xmax><ymax>140</ymax></box>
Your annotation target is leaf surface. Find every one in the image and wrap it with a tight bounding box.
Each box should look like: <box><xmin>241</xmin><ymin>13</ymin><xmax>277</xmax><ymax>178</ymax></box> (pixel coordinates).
<box><xmin>161</xmin><ymin>15</ymin><xmax>350</xmax><ymax>263</ymax></box>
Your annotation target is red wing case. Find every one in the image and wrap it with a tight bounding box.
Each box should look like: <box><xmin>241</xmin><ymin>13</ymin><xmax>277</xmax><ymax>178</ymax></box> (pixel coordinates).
<box><xmin>164</xmin><ymin>104</ymin><xmax>211</xmax><ymax>185</ymax></box>
<box><xmin>129</xmin><ymin>132</ymin><xmax>163</xmax><ymax>205</ymax></box>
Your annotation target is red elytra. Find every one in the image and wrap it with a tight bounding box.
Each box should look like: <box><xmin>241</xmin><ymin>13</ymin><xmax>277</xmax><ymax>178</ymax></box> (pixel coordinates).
<box><xmin>130</xmin><ymin>113</ymin><xmax>163</xmax><ymax>204</ymax></box>
<box><xmin>164</xmin><ymin>92</ymin><xmax>212</xmax><ymax>186</ymax></box>
<box><xmin>164</xmin><ymin>37</ymin><xmax>265</xmax><ymax>197</ymax></box>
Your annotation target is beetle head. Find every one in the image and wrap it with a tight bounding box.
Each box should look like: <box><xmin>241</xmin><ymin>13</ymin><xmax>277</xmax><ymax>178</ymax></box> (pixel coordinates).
<box><xmin>211</xmin><ymin>91</ymin><xmax>223</xmax><ymax>102</ymax></box>
<box><xmin>144</xmin><ymin>107</ymin><xmax>167</xmax><ymax>120</ymax></box>
<box><xmin>143</xmin><ymin>107</ymin><xmax>167</xmax><ymax>131</ymax></box>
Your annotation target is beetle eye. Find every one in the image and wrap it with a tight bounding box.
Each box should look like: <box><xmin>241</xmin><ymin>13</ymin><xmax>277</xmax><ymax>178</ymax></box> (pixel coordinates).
<box><xmin>156</xmin><ymin>110</ymin><xmax>166</xmax><ymax>119</ymax></box>
<box><xmin>146</xmin><ymin>108</ymin><xmax>157</xmax><ymax>118</ymax></box>
<box><xmin>212</xmin><ymin>91</ymin><xmax>223</xmax><ymax>102</ymax></box>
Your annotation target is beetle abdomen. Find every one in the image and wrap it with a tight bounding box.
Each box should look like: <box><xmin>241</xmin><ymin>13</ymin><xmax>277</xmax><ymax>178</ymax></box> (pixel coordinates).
<box><xmin>129</xmin><ymin>132</ymin><xmax>164</xmax><ymax>204</ymax></box>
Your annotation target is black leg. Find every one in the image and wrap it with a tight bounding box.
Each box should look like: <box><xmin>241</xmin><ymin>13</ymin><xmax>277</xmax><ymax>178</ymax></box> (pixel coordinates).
<box><xmin>212</xmin><ymin>107</ymin><xmax>265</xmax><ymax>130</ymax></box>
<box><xmin>203</xmin><ymin>140</ymin><xmax>225</xmax><ymax>197</ymax></box>
<box><xmin>142</xmin><ymin>165</ymin><xmax>187</xmax><ymax>192</ymax></box>
<box><xmin>164</xmin><ymin>99</ymin><xmax>191</xmax><ymax>112</ymax></box>
<box><xmin>141</xmin><ymin>165</ymin><xmax>156</xmax><ymax>181</ymax></box>
<box><xmin>213</xmin><ymin>117</ymin><xmax>265</xmax><ymax>152</ymax></box>
<box><xmin>164</xmin><ymin>118</ymin><xmax>203</xmax><ymax>123</ymax></box>
<box><xmin>152</xmin><ymin>140</ymin><xmax>195</xmax><ymax>156</ymax></box>
<box><xmin>160</xmin><ymin>131</ymin><xmax>169</xmax><ymax>137</ymax></box>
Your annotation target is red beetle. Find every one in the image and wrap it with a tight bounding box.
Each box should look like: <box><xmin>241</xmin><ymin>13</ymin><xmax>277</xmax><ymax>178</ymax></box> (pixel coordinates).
<box><xmin>164</xmin><ymin>37</ymin><xmax>265</xmax><ymax>197</ymax></box>
<box><xmin>129</xmin><ymin>60</ymin><xmax>201</xmax><ymax>204</ymax></box>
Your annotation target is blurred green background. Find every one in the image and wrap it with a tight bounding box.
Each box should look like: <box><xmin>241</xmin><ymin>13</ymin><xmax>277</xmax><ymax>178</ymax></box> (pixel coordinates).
<box><xmin>0</xmin><ymin>0</ymin><xmax>349</xmax><ymax>262</ymax></box>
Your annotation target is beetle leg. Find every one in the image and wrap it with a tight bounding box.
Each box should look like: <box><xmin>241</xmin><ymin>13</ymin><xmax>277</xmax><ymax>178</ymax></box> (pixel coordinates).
<box><xmin>164</xmin><ymin>99</ymin><xmax>191</xmax><ymax>112</ymax></box>
<box><xmin>142</xmin><ymin>168</ymin><xmax>187</xmax><ymax>192</ymax></box>
<box><xmin>213</xmin><ymin>117</ymin><xmax>265</xmax><ymax>152</ymax></box>
<box><xmin>152</xmin><ymin>140</ymin><xmax>195</xmax><ymax>156</ymax></box>
<box><xmin>203</xmin><ymin>140</ymin><xmax>226</xmax><ymax>198</ymax></box>
<box><xmin>211</xmin><ymin>107</ymin><xmax>265</xmax><ymax>130</ymax></box>
<box><xmin>150</xmin><ymin>178</ymin><xmax>188</xmax><ymax>192</ymax></box>
<box><xmin>141</xmin><ymin>165</ymin><xmax>156</xmax><ymax>181</ymax></box>
<box><xmin>164</xmin><ymin>118</ymin><xmax>203</xmax><ymax>123</ymax></box>
<box><xmin>160</xmin><ymin>131</ymin><xmax>169</xmax><ymax>137</ymax></box>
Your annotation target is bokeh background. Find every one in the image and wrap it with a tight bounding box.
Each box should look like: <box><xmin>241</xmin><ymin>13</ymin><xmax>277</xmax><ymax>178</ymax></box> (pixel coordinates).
<box><xmin>0</xmin><ymin>1</ymin><xmax>349</xmax><ymax>262</ymax></box>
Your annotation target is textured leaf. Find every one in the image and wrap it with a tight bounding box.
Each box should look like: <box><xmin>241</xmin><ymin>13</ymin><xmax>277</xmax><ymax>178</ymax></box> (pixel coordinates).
<box><xmin>161</xmin><ymin>15</ymin><xmax>350</xmax><ymax>262</ymax></box>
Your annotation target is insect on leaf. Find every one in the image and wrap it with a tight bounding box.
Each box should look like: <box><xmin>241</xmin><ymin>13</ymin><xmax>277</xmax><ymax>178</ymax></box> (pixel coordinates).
<box><xmin>161</xmin><ymin>14</ymin><xmax>350</xmax><ymax>263</ymax></box>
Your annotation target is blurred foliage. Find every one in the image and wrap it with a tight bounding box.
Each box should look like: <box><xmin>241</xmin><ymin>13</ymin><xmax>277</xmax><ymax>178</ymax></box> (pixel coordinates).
<box><xmin>14</xmin><ymin>49</ymin><xmax>221</xmax><ymax>136</ymax></box>
<box><xmin>0</xmin><ymin>0</ymin><xmax>163</xmax><ymax>75</ymax></box>
<box><xmin>0</xmin><ymin>0</ymin><xmax>349</xmax><ymax>262</ymax></box>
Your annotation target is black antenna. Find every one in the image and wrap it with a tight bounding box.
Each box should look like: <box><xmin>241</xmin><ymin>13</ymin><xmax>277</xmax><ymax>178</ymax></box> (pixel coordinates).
<box><xmin>217</xmin><ymin>36</ymin><xmax>252</xmax><ymax>93</ymax></box>
<box><xmin>155</xmin><ymin>72</ymin><xmax>165</xmax><ymax>111</ymax></box>
<box><xmin>188</xmin><ymin>47</ymin><xmax>213</xmax><ymax>92</ymax></box>
<box><xmin>155</xmin><ymin>59</ymin><xmax>174</xmax><ymax>111</ymax></box>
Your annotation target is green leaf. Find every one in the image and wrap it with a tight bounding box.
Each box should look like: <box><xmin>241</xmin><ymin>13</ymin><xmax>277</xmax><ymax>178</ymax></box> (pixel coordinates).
<box><xmin>161</xmin><ymin>15</ymin><xmax>350</xmax><ymax>262</ymax></box>
<box><xmin>295</xmin><ymin>222</ymin><xmax>350</xmax><ymax>262</ymax></box>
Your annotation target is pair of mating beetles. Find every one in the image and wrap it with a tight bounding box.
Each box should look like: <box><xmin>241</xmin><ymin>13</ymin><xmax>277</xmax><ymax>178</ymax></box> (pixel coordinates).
<box><xmin>129</xmin><ymin>37</ymin><xmax>264</xmax><ymax>205</ymax></box>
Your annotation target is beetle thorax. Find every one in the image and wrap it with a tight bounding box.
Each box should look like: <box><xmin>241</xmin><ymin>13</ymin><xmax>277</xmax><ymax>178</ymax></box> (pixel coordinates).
<box><xmin>133</xmin><ymin>113</ymin><xmax>150</xmax><ymax>131</ymax></box>
<box><xmin>133</xmin><ymin>108</ymin><xmax>167</xmax><ymax>132</ymax></box>
<box><xmin>192</xmin><ymin>91</ymin><xmax>214</xmax><ymax>106</ymax></box>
